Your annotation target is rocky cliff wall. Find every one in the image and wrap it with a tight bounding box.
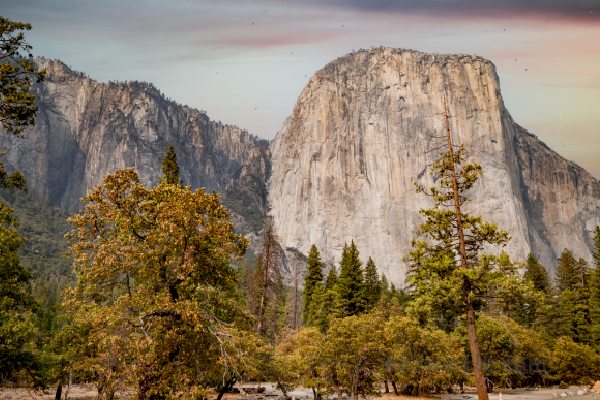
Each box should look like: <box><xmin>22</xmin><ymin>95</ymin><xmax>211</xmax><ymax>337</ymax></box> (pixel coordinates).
<box><xmin>268</xmin><ymin>46</ymin><xmax>600</xmax><ymax>283</ymax></box>
<box><xmin>0</xmin><ymin>58</ymin><xmax>270</xmax><ymax>245</ymax></box>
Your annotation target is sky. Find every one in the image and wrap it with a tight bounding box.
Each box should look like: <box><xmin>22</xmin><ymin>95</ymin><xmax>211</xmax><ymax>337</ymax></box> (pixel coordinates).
<box><xmin>3</xmin><ymin>0</ymin><xmax>600</xmax><ymax>178</ymax></box>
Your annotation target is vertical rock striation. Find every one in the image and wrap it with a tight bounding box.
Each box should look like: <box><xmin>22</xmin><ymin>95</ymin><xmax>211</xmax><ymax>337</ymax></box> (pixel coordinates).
<box><xmin>268</xmin><ymin>46</ymin><xmax>600</xmax><ymax>283</ymax></box>
<box><xmin>0</xmin><ymin>58</ymin><xmax>270</xmax><ymax>244</ymax></box>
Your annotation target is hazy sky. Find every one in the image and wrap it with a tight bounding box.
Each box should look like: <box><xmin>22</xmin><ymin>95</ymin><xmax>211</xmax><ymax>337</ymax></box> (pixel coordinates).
<box><xmin>3</xmin><ymin>0</ymin><xmax>600</xmax><ymax>177</ymax></box>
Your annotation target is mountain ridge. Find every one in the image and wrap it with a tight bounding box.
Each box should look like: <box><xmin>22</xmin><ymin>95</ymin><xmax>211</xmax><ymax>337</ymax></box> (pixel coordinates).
<box><xmin>267</xmin><ymin>46</ymin><xmax>600</xmax><ymax>282</ymax></box>
<box><xmin>2</xmin><ymin>50</ymin><xmax>599</xmax><ymax>285</ymax></box>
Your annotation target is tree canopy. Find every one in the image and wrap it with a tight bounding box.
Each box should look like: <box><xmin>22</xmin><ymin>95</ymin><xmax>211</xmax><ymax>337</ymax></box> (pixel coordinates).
<box><xmin>64</xmin><ymin>168</ymin><xmax>252</xmax><ymax>400</ymax></box>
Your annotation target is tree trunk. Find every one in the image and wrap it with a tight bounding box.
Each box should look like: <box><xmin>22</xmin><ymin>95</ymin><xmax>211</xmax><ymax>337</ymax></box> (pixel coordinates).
<box><xmin>466</xmin><ymin>299</ymin><xmax>488</xmax><ymax>400</ymax></box>
<box><xmin>257</xmin><ymin>217</ymin><xmax>280</xmax><ymax>336</ymax></box>
<box><xmin>391</xmin><ymin>380</ymin><xmax>399</xmax><ymax>396</ymax></box>
<box><xmin>274</xmin><ymin>377</ymin><xmax>291</xmax><ymax>399</ymax></box>
<box><xmin>444</xmin><ymin>95</ymin><xmax>489</xmax><ymax>400</ymax></box>
<box><xmin>256</xmin><ymin>256</ymin><xmax>269</xmax><ymax>335</ymax></box>
<box><xmin>55</xmin><ymin>386</ymin><xmax>62</xmax><ymax>400</ymax></box>
<box><xmin>216</xmin><ymin>377</ymin><xmax>237</xmax><ymax>400</ymax></box>
<box><xmin>384</xmin><ymin>380</ymin><xmax>389</xmax><ymax>393</ymax></box>
<box><xmin>293</xmin><ymin>263</ymin><xmax>298</xmax><ymax>330</ymax></box>
<box><xmin>312</xmin><ymin>387</ymin><xmax>318</xmax><ymax>400</ymax></box>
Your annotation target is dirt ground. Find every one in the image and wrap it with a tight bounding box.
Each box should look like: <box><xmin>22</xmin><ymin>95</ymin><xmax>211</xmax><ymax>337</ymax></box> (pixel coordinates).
<box><xmin>0</xmin><ymin>385</ymin><xmax>597</xmax><ymax>400</ymax></box>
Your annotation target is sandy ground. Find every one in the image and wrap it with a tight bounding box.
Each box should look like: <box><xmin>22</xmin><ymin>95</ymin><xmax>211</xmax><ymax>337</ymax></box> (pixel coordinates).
<box><xmin>0</xmin><ymin>385</ymin><xmax>597</xmax><ymax>400</ymax></box>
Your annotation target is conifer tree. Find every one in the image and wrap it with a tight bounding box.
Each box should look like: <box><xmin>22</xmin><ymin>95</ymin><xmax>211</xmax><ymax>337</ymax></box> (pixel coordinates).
<box><xmin>303</xmin><ymin>244</ymin><xmax>324</xmax><ymax>326</ymax></box>
<box><xmin>523</xmin><ymin>252</ymin><xmax>550</xmax><ymax>293</ymax></box>
<box><xmin>403</xmin><ymin>96</ymin><xmax>521</xmax><ymax>400</ymax></box>
<box><xmin>573</xmin><ymin>258</ymin><xmax>592</xmax><ymax>344</ymax></box>
<box><xmin>336</xmin><ymin>241</ymin><xmax>365</xmax><ymax>317</ymax></box>
<box><xmin>315</xmin><ymin>267</ymin><xmax>337</xmax><ymax>332</ymax></box>
<box><xmin>554</xmin><ymin>289</ymin><xmax>577</xmax><ymax>340</ymax></box>
<box><xmin>363</xmin><ymin>257</ymin><xmax>380</xmax><ymax>309</ymax></box>
<box><xmin>556</xmin><ymin>248</ymin><xmax>580</xmax><ymax>292</ymax></box>
<box><xmin>256</xmin><ymin>216</ymin><xmax>282</xmax><ymax>336</ymax></box>
<box><xmin>379</xmin><ymin>273</ymin><xmax>391</xmax><ymax>302</ymax></box>
<box><xmin>590</xmin><ymin>226</ymin><xmax>600</xmax><ymax>344</ymax></box>
<box><xmin>160</xmin><ymin>146</ymin><xmax>182</xmax><ymax>186</ymax></box>
<box><xmin>324</xmin><ymin>267</ymin><xmax>337</xmax><ymax>292</ymax></box>
<box><xmin>0</xmin><ymin>17</ymin><xmax>45</xmax><ymax>387</ymax></box>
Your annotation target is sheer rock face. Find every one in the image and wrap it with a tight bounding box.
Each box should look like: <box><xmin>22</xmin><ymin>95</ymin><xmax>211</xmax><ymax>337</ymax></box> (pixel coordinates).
<box><xmin>0</xmin><ymin>58</ymin><xmax>270</xmax><ymax>245</ymax></box>
<box><xmin>268</xmin><ymin>47</ymin><xmax>600</xmax><ymax>283</ymax></box>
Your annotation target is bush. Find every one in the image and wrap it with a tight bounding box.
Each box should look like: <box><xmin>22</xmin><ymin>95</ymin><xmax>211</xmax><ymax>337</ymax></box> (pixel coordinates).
<box><xmin>550</xmin><ymin>336</ymin><xmax>600</xmax><ymax>385</ymax></box>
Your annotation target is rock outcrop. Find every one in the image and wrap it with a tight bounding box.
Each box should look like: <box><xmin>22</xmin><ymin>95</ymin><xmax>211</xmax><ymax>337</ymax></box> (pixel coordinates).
<box><xmin>1</xmin><ymin>58</ymin><xmax>270</xmax><ymax>246</ymax></box>
<box><xmin>268</xmin><ymin>46</ymin><xmax>600</xmax><ymax>283</ymax></box>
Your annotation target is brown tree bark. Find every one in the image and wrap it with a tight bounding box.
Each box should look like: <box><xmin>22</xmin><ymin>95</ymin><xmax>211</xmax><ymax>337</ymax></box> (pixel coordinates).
<box><xmin>443</xmin><ymin>95</ymin><xmax>489</xmax><ymax>400</ymax></box>
<box><xmin>55</xmin><ymin>386</ymin><xmax>62</xmax><ymax>400</ymax></box>
<box><xmin>256</xmin><ymin>217</ymin><xmax>281</xmax><ymax>336</ymax></box>
<box><xmin>391</xmin><ymin>380</ymin><xmax>399</xmax><ymax>395</ymax></box>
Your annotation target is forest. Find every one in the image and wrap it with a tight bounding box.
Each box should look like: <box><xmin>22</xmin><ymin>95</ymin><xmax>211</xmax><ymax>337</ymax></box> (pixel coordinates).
<box><xmin>2</xmin><ymin>14</ymin><xmax>600</xmax><ymax>400</ymax></box>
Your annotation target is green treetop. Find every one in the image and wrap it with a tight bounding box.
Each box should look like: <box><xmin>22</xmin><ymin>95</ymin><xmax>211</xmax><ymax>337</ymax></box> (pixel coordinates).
<box><xmin>1</xmin><ymin>16</ymin><xmax>46</xmax><ymax>137</ymax></box>
<box><xmin>556</xmin><ymin>248</ymin><xmax>582</xmax><ymax>292</ymax></box>
<box><xmin>379</xmin><ymin>273</ymin><xmax>390</xmax><ymax>300</ymax></box>
<box><xmin>0</xmin><ymin>16</ymin><xmax>45</xmax><ymax>388</ymax></box>
<box><xmin>593</xmin><ymin>226</ymin><xmax>600</xmax><ymax>268</ymax></box>
<box><xmin>523</xmin><ymin>252</ymin><xmax>550</xmax><ymax>293</ymax></box>
<box><xmin>336</xmin><ymin>240</ymin><xmax>365</xmax><ymax>317</ymax></box>
<box><xmin>363</xmin><ymin>257</ymin><xmax>380</xmax><ymax>309</ymax></box>
<box><xmin>403</xmin><ymin>96</ymin><xmax>521</xmax><ymax>400</ymax></box>
<box><xmin>160</xmin><ymin>145</ymin><xmax>183</xmax><ymax>186</ymax></box>
<box><xmin>303</xmin><ymin>244</ymin><xmax>324</xmax><ymax>326</ymax></box>
<box><xmin>590</xmin><ymin>226</ymin><xmax>600</xmax><ymax>344</ymax></box>
<box><xmin>324</xmin><ymin>267</ymin><xmax>337</xmax><ymax>292</ymax></box>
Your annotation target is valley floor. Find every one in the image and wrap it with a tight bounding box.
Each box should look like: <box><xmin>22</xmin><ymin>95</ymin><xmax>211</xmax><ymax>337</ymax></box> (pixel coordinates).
<box><xmin>0</xmin><ymin>386</ymin><xmax>596</xmax><ymax>400</ymax></box>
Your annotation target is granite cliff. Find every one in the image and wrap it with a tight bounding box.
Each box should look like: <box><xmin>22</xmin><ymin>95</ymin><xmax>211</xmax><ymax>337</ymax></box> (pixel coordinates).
<box><xmin>0</xmin><ymin>58</ymin><xmax>271</xmax><ymax>248</ymax></box>
<box><xmin>268</xmin><ymin>46</ymin><xmax>600</xmax><ymax>283</ymax></box>
<box><xmin>3</xmin><ymin>51</ymin><xmax>599</xmax><ymax>285</ymax></box>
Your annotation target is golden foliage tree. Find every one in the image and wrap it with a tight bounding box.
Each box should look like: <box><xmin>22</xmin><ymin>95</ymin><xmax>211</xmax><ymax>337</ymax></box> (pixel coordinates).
<box><xmin>64</xmin><ymin>168</ymin><xmax>252</xmax><ymax>400</ymax></box>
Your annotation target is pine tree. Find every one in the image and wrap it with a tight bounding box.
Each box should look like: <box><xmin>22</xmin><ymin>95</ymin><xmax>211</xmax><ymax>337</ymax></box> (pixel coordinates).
<box><xmin>336</xmin><ymin>241</ymin><xmax>365</xmax><ymax>317</ymax></box>
<box><xmin>379</xmin><ymin>273</ymin><xmax>390</xmax><ymax>300</ymax></box>
<box><xmin>574</xmin><ymin>258</ymin><xmax>592</xmax><ymax>344</ymax></box>
<box><xmin>317</xmin><ymin>267</ymin><xmax>337</xmax><ymax>332</ymax></box>
<box><xmin>256</xmin><ymin>217</ymin><xmax>283</xmax><ymax>336</ymax></box>
<box><xmin>363</xmin><ymin>257</ymin><xmax>380</xmax><ymax>309</ymax></box>
<box><xmin>554</xmin><ymin>289</ymin><xmax>577</xmax><ymax>340</ymax></box>
<box><xmin>523</xmin><ymin>252</ymin><xmax>550</xmax><ymax>293</ymax></box>
<box><xmin>303</xmin><ymin>244</ymin><xmax>324</xmax><ymax>326</ymax></box>
<box><xmin>325</xmin><ymin>267</ymin><xmax>337</xmax><ymax>292</ymax></box>
<box><xmin>160</xmin><ymin>146</ymin><xmax>182</xmax><ymax>186</ymax></box>
<box><xmin>556</xmin><ymin>248</ymin><xmax>580</xmax><ymax>292</ymax></box>
<box><xmin>590</xmin><ymin>226</ymin><xmax>600</xmax><ymax>344</ymax></box>
<box><xmin>308</xmin><ymin>282</ymin><xmax>324</xmax><ymax>330</ymax></box>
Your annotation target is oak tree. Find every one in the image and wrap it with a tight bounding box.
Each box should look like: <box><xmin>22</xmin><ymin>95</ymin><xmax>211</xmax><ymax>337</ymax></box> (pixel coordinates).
<box><xmin>64</xmin><ymin>168</ymin><xmax>251</xmax><ymax>400</ymax></box>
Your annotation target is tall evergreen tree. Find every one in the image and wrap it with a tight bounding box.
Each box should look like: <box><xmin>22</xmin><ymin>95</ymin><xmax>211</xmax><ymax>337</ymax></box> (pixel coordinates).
<box><xmin>324</xmin><ymin>267</ymin><xmax>337</xmax><ymax>292</ymax></box>
<box><xmin>574</xmin><ymin>258</ymin><xmax>592</xmax><ymax>344</ymax></box>
<box><xmin>256</xmin><ymin>216</ymin><xmax>282</xmax><ymax>336</ymax></box>
<box><xmin>160</xmin><ymin>146</ymin><xmax>182</xmax><ymax>186</ymax></box>
<box><xmin>363</xmin><ymin>257</ymin><xmax>380</xmax><ymax>309</ymax></box>
<box><xmin>523</xmin><ymin>252</ymin><xmax>550</xmax><ymax>293</ymax></box>
<box><xmin>314</xmin><ymin>267</ymin><xmax>338</xmax><ymax>332</ymax></box>
<box><xmin>0</xmin><ymin>17</ymin><xmax>45</xmax><ymax>387</ymax></box>
<box><xmin>303</xmin><ymin>244</ymin><xmax>324</xmax><ymax>326</ymax></box>
<box><xmin>556</xmin><ymin>248</ymin><xmax>580</xmax><ymax>292</ymax></box>
<box><xmin>590</xmin><ymin>226</ymin><xmax>600</xmax><ymax>345</ymax></box>
<box><xmin>336</xmin><ymin>241</ymin><xmax>365</xmax><ymax>317</ymax></box>
<box><xmin>379</xmin><ymin>273</ymin><xmax>390</xmax><ymax>300</ymax></box>
<box><xmin>554</xmin><ymin>289</ymin><xmax>578</xmax><ymax>340</ymax></box>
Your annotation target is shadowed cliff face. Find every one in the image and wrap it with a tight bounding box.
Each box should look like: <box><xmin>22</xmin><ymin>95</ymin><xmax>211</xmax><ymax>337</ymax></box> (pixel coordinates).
<box><xmin>268</xmin><ymin>46</ymin><xmax>600</xmax><ymax>283</ymax></box>
<box><xmin>0</xmin><ymin>58</ymin><xmax>270</xmax><ymax>244</ymax></box>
